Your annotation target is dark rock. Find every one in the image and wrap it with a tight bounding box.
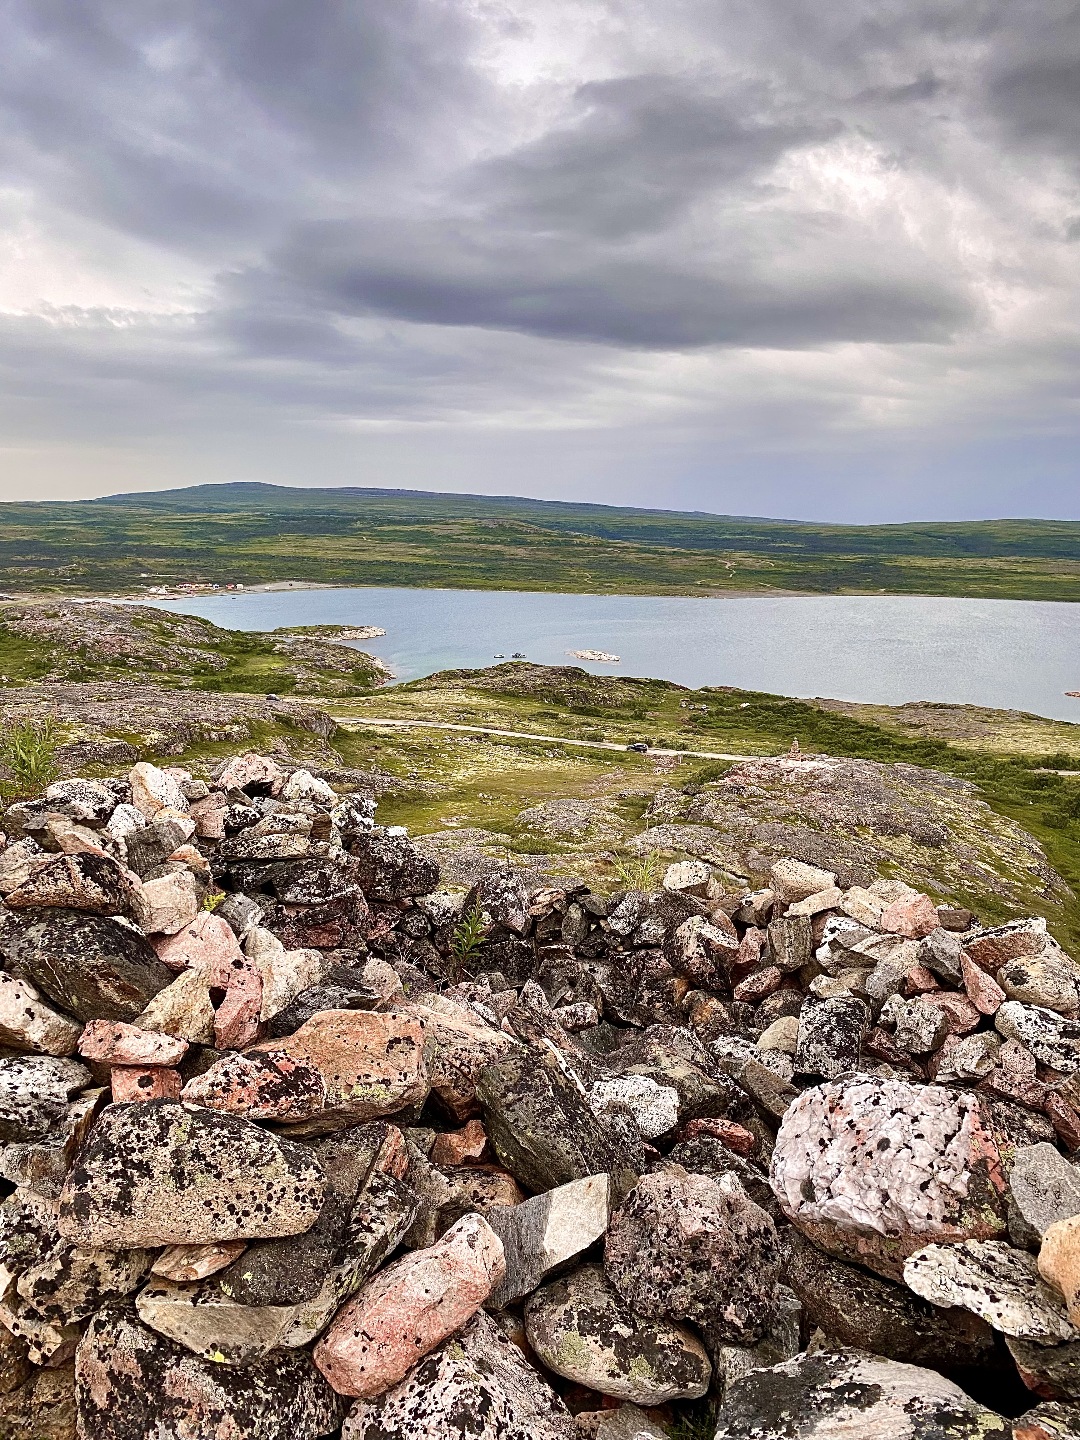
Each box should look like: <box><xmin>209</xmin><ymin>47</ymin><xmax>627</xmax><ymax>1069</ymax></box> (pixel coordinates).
<box><xmin>605</xmin><ymin>1168</ymin><xmax>780</xmax><ymax>1347</ymax></box>
<box><xmin>794</xmin><ymin>996</ymin><xmax>868</xmax><ymax>1079</ymax></box>
<box><xmin>214</xmin><ymin>892</ymin><xmax>265</xmax><ymax>938</ymax></box>
<box><xmin>476</xmin><ymin>1046</ymin><xmax>638</xmax><ymax>1195</ymax></box>
<box><xmin>268</xmin><ymin>858</ymin><xmax>364</xmax><ymax>906</ymax></box>
<box><xmin>779</xmin><ymin>1230</ymin><xmax>995</xmax><ymax>1368</ymax></box>
<box><xmin>267</xmin><ymin>982</ymin><xmax>377</xmax><ymax>1036</ymax></box>
<box><xmin>1008</xmin><ymin>1335</ymin><xmax>1080</xmax><ymax>1401</ymax></box>
<box><xmin>75</xmin><ymin>1306</ymin><xmax>342</xmax><ymax>1440</ymax></box>
<box><xmin>345</xmin><ymin>830</ymin><xmax>438</xmax><ymax>900</ymax></box>
<box><xmin>0</xmin><ymin>908</ymin><xmax>173</xmax><ymax>1022</ymax></box>
<box><xmin>124</xmin><ymin>818</ymin><xmax>192</xmax><ymax>878</ymax></box>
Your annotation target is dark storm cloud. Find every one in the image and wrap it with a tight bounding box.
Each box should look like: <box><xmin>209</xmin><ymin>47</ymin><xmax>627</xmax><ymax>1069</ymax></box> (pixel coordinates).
<box><xmin>0</xmin><ymin>0</ymin><xmax>1078</xmax><ymax>515</ymax></box>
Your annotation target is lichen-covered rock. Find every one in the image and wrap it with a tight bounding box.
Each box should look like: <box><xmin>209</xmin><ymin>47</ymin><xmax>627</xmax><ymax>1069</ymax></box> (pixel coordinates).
<box><xmin>259</xmin><ymin>1009</ymin><xmax>428</xmax><ymax>1131</ymax></box>
<box><xmin>58</xmin><ymin>1100</ymin><xmax>326</xmax><ymax>1248</ymax></box>
<box><xmin>997</xmin><ymin>1002</ymin><xmax>1080</xmax><ymax>1074</ymax></box>
<box><xmin>587</xmin><ymin>1073</ymin><xmax>679</xmax><ymax>1139</ymax></box>
<box><xmin>137</xmin><ymin>1170</ymin><xmax>419</xmax><ymax>1364</ymax></box>
<box><xmin>4</xmin><ymin>853</ymin><xmax>136</xmax><ymax>917</ymax></box>
<box><xmin>0</xmin><ymin>972</ymin><xmax>82</xmax><ymax>1057</ymax></box>
<box><xmin>1009</xmin><ymin>1144</ymin><xmax>1080</xmax><ymax>1249</ymax></box>
<box><xmin>604</xmin><ymin>1168</ymin><xmax>779</xmax><ymax>1347</ymax></box>
<box><xmin>476</xmin><ymin>1046</ymin><xmax>637</xmax><ymax>1196</ymax></box>
<box><xmin>345</xmin><ymin>830</ymin><xmax>439</xmax><ymax>901</ymax></box>
<box><xmin>401</xmin><ymin>993</ymin><xmax>522</xmax><ymax>1121</ymax></box>
<box><xmin>713</xmin><ymin>1348</ymin><xmax>1008</xmax><ymax>1439</ymax></box>
<box><xmin>524</xmin><ymin>1263</ymin><xmax>711</xmax><ymax>1404</ymax></box>
<box><xmin>181</xmin><ymin>1048</ymin><xmax>327</xmax><ymax>1122</ymax></box>
<box><xmin>770</xmin><ymin>1074</ymin><xmax>1007</xmax><ymax>1278</ymax></box>
<box><xmin>314</xmin><ymin>1212</ymin><xmax>504</xmax><ymax>1398</ymax></box>
<box><xmin>793</xmin><ymin>996</ymin><xmax>867</xmax><ymax>1079</ymax></box>
<box><xmin>904</xmin><ymin>1240</ymin><xmax>1078</xmax><ymax>1342</ymax></box>
<box><xmin>0</xmin><ymin>908</ymin><xmax>173</xmax><ymax>1022</ymax></box>
<box><xmin>75</xmin><ymin>1306</ymin><xmax>341</xmax><ymax>1440</ymax></box>
<box><xmin>0</xmin><ymin>1055</ymin><xmax>91</xmax><ymax>1144</ymax></box>
<box><xmin>779</xmin><ymin>1230</ymin><xmax>995</xmax><ymax>1368</ymax></box>
<box><xmin>0</xmin><ymin>1361</ymin><xmax>77</xmax><ymax>1440</ymax></box>
<box><xmin>342</xmin><ymin>1310</ymin><xmax>577</xmax><ymax>1440</ymax></box>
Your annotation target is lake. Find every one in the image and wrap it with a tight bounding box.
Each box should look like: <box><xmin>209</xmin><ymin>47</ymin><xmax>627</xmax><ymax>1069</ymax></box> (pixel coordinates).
<box><xmin>154</xmin><ymin>587</ymin><xmax>1080</xmax><ymax>722</ymax></box>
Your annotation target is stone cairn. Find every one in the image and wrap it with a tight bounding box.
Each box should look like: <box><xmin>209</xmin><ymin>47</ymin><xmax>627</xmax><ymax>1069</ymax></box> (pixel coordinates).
<box><xmin>0</xmin><ymin>753</ymin><xmax>1079</xmax><ymax>1439</ymax></box>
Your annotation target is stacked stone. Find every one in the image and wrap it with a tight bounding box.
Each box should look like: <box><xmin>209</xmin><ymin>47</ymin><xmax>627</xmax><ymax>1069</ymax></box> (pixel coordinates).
<box><xmin>0</xmin><ymin>756</ymin><xmax>1079</xmax><ymax>1438</ymax></box>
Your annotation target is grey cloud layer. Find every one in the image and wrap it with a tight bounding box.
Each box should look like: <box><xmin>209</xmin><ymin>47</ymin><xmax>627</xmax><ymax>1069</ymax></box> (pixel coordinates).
<box><xmin>0</xmin><ymin>0</ymin><xmax>1078</xmax><ymax>513</ymax></box>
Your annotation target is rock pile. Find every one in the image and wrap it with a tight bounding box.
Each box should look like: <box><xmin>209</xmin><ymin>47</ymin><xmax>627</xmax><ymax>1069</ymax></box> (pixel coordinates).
<box><xmin>2</xmin><ymin>757</ymin><xmax>1080</xmax><ymax>1438</ymax></box>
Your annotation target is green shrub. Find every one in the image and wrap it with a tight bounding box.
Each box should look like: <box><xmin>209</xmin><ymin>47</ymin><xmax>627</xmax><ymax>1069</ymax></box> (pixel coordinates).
<box><xmin>449</xmin><ymin>906</ymin><xmax>487</xmax><ymax>980</ymax></box>
<box><xmin>0</xmin><ymin>718</ymin><xmax>60</xmax><ymax>798</ymax></box>
<box><xmin>609</xmin><ymin>848</ymin><xmax>666</xmax><ymax>892</ymax></box>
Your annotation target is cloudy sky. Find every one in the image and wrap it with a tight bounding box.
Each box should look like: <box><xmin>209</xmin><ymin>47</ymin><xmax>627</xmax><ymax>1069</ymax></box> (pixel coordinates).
<box><xmin>1</xmin><ymin>0</ymin><xmax>1078</xmax><ymax>520</ymax></box>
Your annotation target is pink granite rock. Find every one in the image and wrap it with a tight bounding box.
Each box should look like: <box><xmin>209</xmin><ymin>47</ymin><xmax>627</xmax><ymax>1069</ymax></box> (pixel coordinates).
<box><xmin>152</xmin><ymin>910</ymin><xmax>244</xmax><ymax>977</ymax></box>
<box><xmin>430</xmin><ymin>1119</ymin><xmax>488</xmax><ymax>1167</ymax></box>
<box><xmin>151</xmin><ymin>1240</ymin><xmax>247</xmax><ymax>1282</ymax></box>
<box><xmin>962</xmin><ymin>954</ymin><xmax>1006</xmax><ymax>1015</ymax></box>
<box><xmin>189</xmin><ymin>792</ymin><xmax>227</xmax><ymax>840</ymax></box>
<box><xmin>213</xmin><ymin>960</ymin><xmax>264</xmax><ymax>1050</ymax></box>
<box><xmin>314</xmin><ymin>1212</ymin><xmax>505</xmax><ymax>1398</ymax></box>
<box><xmin>263</xmin><ymin>1009</ymin><xmax>429</xmax><ymax>1128</ymax></box>
<box><xmin>770</xmin><ymin>1074</ymin><xmax>1007</xmax><ymax>1280</ymax></box>
<box><xmin>879</xmin><ymin>892</ymin><xmax>941</xmax><ymax>940</ymax></box>
<box><xmin>111</xmin><ymin>1066</ymin><xmax>183</xmax><ymax>1102</ymax></box>
<box><xmin>79</xmin><ymin>1020</ymin><xmax>188</xmax><ymax>1068</ymax></box>
<box><xmin>181</xmin><ymin>1049</ymin><xmax>327</xmax><ymax>1122</ymax></box>
<box><xmin>133</xmin><ymin>871</ymin><xmax>200</xmax><ymax>936</ymax></box>
<box><xmin>129</xmin><ymin>762</ymin><xmax>188</xmax><ymax>818</ymax></box>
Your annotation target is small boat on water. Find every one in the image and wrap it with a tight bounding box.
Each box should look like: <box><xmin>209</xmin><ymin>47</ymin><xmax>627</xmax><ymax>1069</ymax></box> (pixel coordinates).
<box><xmin>493</xmin><ymin>653</ymin><xmax>505</xmax><ymax>659</ymax></box>
<box><xmin>511</xmin><ymin>652</ymin><xmax>526</xmax><ymax>659</ymax></box>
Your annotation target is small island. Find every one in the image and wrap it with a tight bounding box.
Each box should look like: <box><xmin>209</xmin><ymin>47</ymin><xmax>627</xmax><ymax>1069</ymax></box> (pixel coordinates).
<box><xmin>568</xmin><ymin>649</ymin><xmax>620</xmax><ymax>663</ymax></box>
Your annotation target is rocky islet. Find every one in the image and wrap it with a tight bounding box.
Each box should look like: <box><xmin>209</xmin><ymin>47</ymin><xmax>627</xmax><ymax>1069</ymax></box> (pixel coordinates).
<box><xmin>1</xmin><ymin>752</ymin><xmax>1080</xmax><ymax>1435</ymax></box>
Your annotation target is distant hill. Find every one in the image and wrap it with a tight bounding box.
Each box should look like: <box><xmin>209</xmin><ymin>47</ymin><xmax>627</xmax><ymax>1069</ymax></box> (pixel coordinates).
<box><xmin>3</xmin><ymin>481</ymin><xmax>1079</xmax><ymax>599</ymax></box>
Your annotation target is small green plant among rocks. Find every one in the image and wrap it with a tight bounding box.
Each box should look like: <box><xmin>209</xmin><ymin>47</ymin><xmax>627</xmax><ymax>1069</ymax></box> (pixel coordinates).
<box><xmin>449</xmin><ymin>905</ymin><xmax>487</xmax><ymax>980</ymax></box>
<box><xmin>0</xmin><ymin>717</ymin><xmax>60</xmax><ymax>798</ymax></box>
<box><xmin>608</xmin><ymin>848</ymin><xmax>665</xmax><ymax>892</ymax></box>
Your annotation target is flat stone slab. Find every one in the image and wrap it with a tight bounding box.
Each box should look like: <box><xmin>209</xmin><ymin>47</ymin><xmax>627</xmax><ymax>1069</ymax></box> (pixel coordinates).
<box><xmin>903</xmin><ymin>1240</ymin><xmax>1079</xmax><ymax>1343</ymax></box>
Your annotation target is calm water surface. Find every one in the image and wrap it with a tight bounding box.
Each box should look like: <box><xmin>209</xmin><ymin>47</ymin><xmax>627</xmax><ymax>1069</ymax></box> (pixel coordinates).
<box><xmin>155</xmin><ymin>587</ymin><xmax>1080</xmax><ymax>722</ymax></box>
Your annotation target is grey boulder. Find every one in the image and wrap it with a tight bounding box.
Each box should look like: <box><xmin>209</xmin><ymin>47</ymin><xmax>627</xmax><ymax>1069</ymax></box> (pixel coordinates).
<box><xmin>58</xmin><ymin>1100</ymin><xmax>326</xmax><ymax>1248</ymax></box>
<box><xmin>0</xmin><ymin>908</ymin><xmax>173</xmax><ymax>1022</ymax></box>
<box><xmin>604</xmin><ymin>1168</ymin><xmax>779</xmax><ymax>1347</ymax></box>
<box><xmin>713</xmin><ymin>1348</ymin><xmax>1007</xmax><ymax>1439</ymax></box>
<box><xmin>342</xmin><ymin>1309</ymin><xmax>577</xmax><ymax>1440</ymax></box>
<box><xmin>524</xmin><ymin>1263</ymin><xmax>711</xmax><ymax>1404</ymax></box>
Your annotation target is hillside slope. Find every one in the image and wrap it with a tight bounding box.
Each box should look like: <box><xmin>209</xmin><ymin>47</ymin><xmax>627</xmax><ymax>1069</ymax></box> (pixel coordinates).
<box><xmin>2</xmin><ymin>482</ymin><xmax>1078</xmax><ymax>600</ymax></box>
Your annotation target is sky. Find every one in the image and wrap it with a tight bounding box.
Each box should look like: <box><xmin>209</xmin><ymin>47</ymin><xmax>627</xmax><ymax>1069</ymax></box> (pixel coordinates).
<box><xmin>0</xmin><ymin>0</ymin><xmax>1078</xmax><ymax>522</ymax></box>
